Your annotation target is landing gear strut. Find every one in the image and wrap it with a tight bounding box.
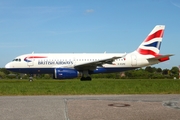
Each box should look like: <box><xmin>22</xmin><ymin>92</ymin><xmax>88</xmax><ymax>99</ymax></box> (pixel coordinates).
<box><xmin>80</xmin><ymin>71</ymin><xmax>92</xmax><ymax>81</ymax></box>
<box><xmin>29</xmin><ymin>74</ymin><xmax>33</xmax><ymax>82</ymax></box>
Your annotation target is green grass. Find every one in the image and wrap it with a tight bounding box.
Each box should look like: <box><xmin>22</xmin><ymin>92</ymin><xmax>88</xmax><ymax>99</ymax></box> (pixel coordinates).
<box><xmin>0</xmin><ymin>79</ymin><xmax>180</xmax><ymax>95</ymax></box>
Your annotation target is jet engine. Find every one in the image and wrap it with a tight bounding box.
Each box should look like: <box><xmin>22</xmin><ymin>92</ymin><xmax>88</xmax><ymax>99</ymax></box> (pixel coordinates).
<box><xmin>54</xmin><ymin>68</ymin><xmax>78</xmax><ymax>79</ymax></box>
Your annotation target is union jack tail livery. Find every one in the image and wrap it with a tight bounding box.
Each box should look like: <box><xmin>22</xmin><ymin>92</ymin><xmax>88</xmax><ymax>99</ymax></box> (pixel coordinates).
<box><xmin>134</xmin><ymin>25</ymin><xmax>173</xmax><ymax>63</ymax></box>
<box><xmin>137</xmin><ymin>25</ymin><xmax>165</xmax><ymax>56</ymax></box>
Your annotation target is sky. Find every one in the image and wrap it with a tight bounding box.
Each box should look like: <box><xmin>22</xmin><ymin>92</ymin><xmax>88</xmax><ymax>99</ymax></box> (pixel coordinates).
<box><xmin>0</xmin><ymin>0</ymin><xmax>180</xmax><ymax>69</ymax></box>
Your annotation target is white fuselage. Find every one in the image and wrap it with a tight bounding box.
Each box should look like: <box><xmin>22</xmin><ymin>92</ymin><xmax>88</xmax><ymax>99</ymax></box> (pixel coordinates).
<box><xmin>5</xmin><ymin>52</ymin><xmax>159</xmax><ymax>74</ymax></box>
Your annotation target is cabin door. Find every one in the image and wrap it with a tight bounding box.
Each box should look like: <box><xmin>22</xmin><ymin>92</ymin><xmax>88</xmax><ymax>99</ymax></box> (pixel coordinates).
<box><xmin>131</xmin><ymin>55</ymin><xmax>137</xmax><ymax>66</ymax></box>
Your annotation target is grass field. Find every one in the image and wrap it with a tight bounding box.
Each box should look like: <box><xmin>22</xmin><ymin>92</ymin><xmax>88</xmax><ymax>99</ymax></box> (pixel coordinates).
<box><xmin>0</xmin><ymin>79</ymin><xmax>180</xmax><ymax>95</ymax></box>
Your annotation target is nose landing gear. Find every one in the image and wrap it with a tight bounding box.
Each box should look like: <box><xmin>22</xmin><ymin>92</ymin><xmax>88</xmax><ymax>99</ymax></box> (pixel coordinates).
<box><xmin>29</xmin><ymin>74</ymin><xmax>33</xmax><ymax>82</ymax></box>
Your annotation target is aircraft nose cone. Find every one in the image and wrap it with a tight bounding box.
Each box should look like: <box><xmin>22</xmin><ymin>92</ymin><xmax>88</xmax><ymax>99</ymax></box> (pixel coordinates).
<box><xmin>5</xmin><ymin>63</ymin><xmax>10</xmax><ymax>68</ymax></box>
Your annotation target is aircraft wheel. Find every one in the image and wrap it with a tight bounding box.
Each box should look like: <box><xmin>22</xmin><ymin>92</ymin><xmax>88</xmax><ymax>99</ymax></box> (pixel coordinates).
<box><xmin>80</xmin><ymin>77</ymin><xmax>92</xmax><ymax>81</ymax></box>
<box><xmin>80</xmin><ymin>77</ymin><xmax>86</xmax><ymax>81</ymax></box>
<box><xmin>86</xmin><ymin>77</ymin><xmax>92</xmax><ymax>81</ymax></box>
<box><xmin>29</xmin><ymin>77</ymin><xmax>33</xmax><ymax>82</ymax></box>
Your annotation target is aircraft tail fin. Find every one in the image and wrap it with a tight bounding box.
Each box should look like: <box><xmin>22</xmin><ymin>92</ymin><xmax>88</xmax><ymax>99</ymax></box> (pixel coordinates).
<box><xmin>136</xmin><ymin>25</ymin><xmax>165</xmax><ymax>56</ymax></box>
<box><xmin>135</xmin><ymin>25</ymin><xmax>174</xmax><ymax>62</ymax></box>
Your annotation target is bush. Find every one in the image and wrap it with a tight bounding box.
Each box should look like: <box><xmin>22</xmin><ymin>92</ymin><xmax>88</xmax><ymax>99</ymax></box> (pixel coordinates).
<box><xmin>7</xmin><ymin>74</ymin><xmax>17</xmax><ymax>79</ymax></box>
<box><xmin>0</xmin><ymin>72</ymin><xmax>6</xmax><ymax>79</ymax></box>
<box><xmin>43</xmin><ymin>74</ymin><xmax>51</xmax><ymax>79</ymax></box>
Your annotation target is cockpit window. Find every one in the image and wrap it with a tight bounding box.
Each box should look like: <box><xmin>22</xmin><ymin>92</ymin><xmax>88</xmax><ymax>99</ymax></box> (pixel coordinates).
<box><xmin>12</xmin><ymin>58</ymin><xmax>21</xmax><ymax>62</ymax></box>
<box><xmin>12</xmin><ymin>59</ymin><xmax>17</xmax><ymax>61</ymax></box>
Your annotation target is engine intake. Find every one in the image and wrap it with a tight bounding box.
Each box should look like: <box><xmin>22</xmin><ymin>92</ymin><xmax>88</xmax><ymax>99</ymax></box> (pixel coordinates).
<box><xmin>54</xmin><ymin>68</ymin><xmax>78</xmax><ymax>79</ymax></box>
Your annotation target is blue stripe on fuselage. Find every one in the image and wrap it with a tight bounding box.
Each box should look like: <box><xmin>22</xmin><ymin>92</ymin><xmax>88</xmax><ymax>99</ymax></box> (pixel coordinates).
<box><xmin>91</xmin><ymin>67</ymin><xmax>138</xmax><ymax>74</ymax></box>
<box><xmin>6</xmin><ymin>67</ymin><xmax>138</xmax><ymax>75</ymax></box>
<box><xmin>6</xmin><ymin>68</ymin><xmax>54</xmax><ymax>74</ymax></box>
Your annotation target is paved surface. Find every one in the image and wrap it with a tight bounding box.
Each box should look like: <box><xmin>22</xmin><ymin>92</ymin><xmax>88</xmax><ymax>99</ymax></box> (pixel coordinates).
<box><xmin>0</xmin><ymin>95</ymin><xmax>180</xmax><ymax>120</ymax></box>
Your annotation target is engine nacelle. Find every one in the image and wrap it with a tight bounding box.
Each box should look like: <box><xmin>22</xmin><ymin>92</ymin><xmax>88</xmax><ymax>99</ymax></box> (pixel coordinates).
<box><xmin>54</xmin><ymin>68</ymin><xmax>78</xmax><ymax>79</ymax></box>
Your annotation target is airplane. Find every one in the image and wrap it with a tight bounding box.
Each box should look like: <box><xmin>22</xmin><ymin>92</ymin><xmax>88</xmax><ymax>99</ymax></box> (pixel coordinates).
<box><xmin>5</xmin><ymin>25</ymin><xmax>173</xmax><ymax>81</ymax></box>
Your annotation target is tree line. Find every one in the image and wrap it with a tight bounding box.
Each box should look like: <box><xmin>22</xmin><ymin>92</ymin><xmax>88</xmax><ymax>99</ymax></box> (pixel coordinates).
<box><xmin>0</xmin><ymin>66</ymin><xmax>179</xmax><ymax>79</ymax></box>
<box><xmin>92</xmin><ymin>66</ymin><xmax>179</xmax><ymax>79</ymax></box>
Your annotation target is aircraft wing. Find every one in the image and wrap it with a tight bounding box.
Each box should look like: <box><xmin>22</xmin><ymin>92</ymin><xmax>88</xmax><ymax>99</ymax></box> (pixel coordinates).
<box><xmin>74</xmin><ymin>54</ymin><xmax>126</xmax><ymax>71</ymax></box>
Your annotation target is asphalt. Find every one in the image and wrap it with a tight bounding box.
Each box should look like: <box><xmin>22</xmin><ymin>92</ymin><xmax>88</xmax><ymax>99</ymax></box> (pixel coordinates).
<box><xmin>0</xmin><ymin>95</ymin><xmax>180</xmax><ymax>120</ymax></box>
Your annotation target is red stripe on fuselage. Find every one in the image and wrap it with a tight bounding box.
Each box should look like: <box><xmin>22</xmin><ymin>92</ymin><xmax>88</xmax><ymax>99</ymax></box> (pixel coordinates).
<box><xmin>144</xmin><ymin>30</ymin><xmax>164</xmax><ymax>42</ymax></box>
<box><xmin>27</xmin><ymin>56</ymin><xmax>47</xmax><ymax>58</ymax></box>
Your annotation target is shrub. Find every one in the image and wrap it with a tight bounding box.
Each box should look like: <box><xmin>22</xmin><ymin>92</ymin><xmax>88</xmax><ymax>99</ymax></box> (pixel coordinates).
<box><xmin>0</xmin><ymin>72</ymin><xmax>6</xmax><ymax>79</ymax></box>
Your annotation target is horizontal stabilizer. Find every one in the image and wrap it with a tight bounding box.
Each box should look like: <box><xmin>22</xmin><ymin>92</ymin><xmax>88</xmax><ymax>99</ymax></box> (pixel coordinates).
<box><xmin>147</xmin><ymin>54</ymin><xmax>174</xmax><ymax>62</ymax></box>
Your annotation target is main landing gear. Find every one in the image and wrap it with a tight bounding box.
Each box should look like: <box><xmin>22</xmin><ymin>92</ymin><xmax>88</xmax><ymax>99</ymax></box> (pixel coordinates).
<box><xmin>80</xmin><ymin>70</ymin><xmax>92</xmax><ymax>81</ymax></box>
<box><xmin>80</xmin><ymin>76</ymin><xmax>92</xmax><ymax>81</ymax></box>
